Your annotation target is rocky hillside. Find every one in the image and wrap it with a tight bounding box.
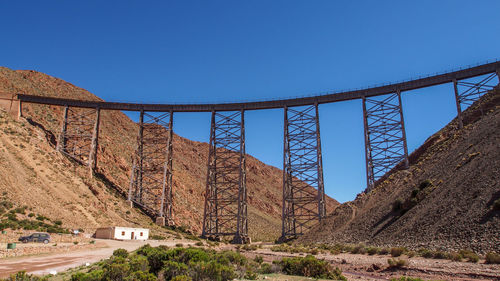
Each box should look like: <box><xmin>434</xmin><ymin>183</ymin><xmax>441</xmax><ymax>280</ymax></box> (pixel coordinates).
<box><xmin>0</xmin><ymin>67</ymin><xmax>338</xmax><ymax>241</ymax></box>
<box><xmin>300</xmin><ymin>87</ymin><xmax>500</xmax><ymax>253</ymax></box>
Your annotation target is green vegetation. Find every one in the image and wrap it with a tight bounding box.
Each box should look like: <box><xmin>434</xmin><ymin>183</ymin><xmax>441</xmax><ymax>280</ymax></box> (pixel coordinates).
<box><xmin>493</xmin><ymin>198</ymin><xmax>500</xmax><ymax>211</ymax></box>
<box><xmin>390</xmin><ymin>247</ymin><xmax>407</xmax><ymax>257</ymax></box>
<box><xmin>276</xmin><ymin>255</ymin><xmax>346</xmax><ymax>280</ymax></box>
<box><xmin>458</xmin><ymin>250</ymin><xmax>479</xmax><ymax>263</ymax></box>
<box><xmin>1</xmin><ymin>245</ymin><xmax>346</xmax><ymax>281</ymax></box>
<box><xmin>1</xmin><ymin>271</ymin><xmax>50</xmax><ymax>281</ymax></box>
<box><xmin>241</xmin><ymin>244</ymin><xmax>258</xmax><ymax>251</ymax></box>
<box><xmin>390</xmin><ymin>277</ymin><xmax>426</xmax><ymax>281</ymax></box>
<box><xmin>113</xmin><ymin>248</ymin><xmax>129</xmax><ymax>258</ymax></box>
<box><xmin>387</xmin><ymin>258</ymin><xmax>408</xmax><ymax>268</ymax></box>
<box><xmin>485</xmin><ymin>252</ymin><xmax>500</xmax><ymax>264</ymax></box>
<box><xmin>270</xmin><ymin>242</ymin><xmax>485</xmax><ymax>265</ymax></box>
<box><xmin>149</xmin><ymin>235</ymin><xmax>166</xmax><ymax>240</ymax></box>
<box><xmin>393</xmin><ymin>180</ymin><xmax>436</xmax><ymax>214</ymax></box>
<box><xmin>0</xmin><ymin>200</ymin><xmax>69</xmax><ymax>233</ymax></box>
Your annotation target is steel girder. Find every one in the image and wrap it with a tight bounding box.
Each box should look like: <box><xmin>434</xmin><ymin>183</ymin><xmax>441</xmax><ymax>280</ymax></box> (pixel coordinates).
<box><xmin>57</xmin><ymin>106</ymin><xmax>100</xmax><ymax>170</ymax></box>
<box><xmin>202</xmin><ymin>110</ymin><xmax>248</xmax><ymax>244</ymax></box>
<box><xmin>453</xmin><ymin>73</ymin><xmax>498</xmax><ymax>128</ymax></box>
<box><xmin>363</xmin><ymin>92</ymin><xmax>409</xmax><ymax>192</ymax></box>
<box><xmin>129</xmin><ymin>111</ymin><xmax>174</xmax><ymax>225</ymax></box>
<box><xmin>281</xmin><ymin>104</ymin><xmax>326</xmax><ymax>240</ymax></box>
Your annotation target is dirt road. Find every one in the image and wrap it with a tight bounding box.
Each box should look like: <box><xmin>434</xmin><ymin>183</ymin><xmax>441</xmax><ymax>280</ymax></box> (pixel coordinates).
<box><xmin>0</xmin><ymin>239</ymin><xmax>195</xmax><ymax>278</ymax></box>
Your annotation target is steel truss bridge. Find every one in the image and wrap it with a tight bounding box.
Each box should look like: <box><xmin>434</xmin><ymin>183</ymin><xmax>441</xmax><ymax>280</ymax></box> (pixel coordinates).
<box><xmin>13</xmin><ymin>61</ymin><xmax>500</xmax><ymax>243</ymax></box>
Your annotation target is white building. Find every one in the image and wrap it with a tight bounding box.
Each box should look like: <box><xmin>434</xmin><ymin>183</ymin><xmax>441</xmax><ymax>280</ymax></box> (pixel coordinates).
<box><xmin>94</xmin><ymin>227</ymin><xmax>149</xmax><ymax>240</ymax></box>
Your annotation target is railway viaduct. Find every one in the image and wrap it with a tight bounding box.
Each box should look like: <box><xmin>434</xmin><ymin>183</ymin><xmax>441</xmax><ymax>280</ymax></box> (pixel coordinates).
<box><xmin>3</xmin><ymin>61</ymin><xmax>499</xmax><ymax>243</ymax></box>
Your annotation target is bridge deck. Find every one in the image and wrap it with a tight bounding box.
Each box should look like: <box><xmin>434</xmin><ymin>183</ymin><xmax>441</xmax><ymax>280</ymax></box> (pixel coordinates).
<box><xmin>16</xmin><ymin>61</ymin><xmax>500</xmax><ymax>112</ymax></box>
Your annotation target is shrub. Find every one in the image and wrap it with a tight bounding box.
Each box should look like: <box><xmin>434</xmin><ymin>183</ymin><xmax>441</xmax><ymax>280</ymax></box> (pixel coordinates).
<box><xmin>485</xmin><ymin>252</ymin><xmax>500</xmax><ymax>264</ymax></box>
<box><xmin>390</xmin><ymin>247</ymin><xmax>406</xmax><ymax>257</ymax></box>
<box><xmin>102</xmin><ymin>258</ymin><xmax>131</xmax><ymax>281</ymax></box>
<box><xmin>175</xmin><ymin>243</ymin><xmax>184</xmax><ymax>248</ymax></box>
<box><xmin>387</xmin><ymin>258</ymin><xmax>408</xmax><ymax>268</ymax></box>
<box><xmin>411</xmin><ymin>189</ymin><xmax>420</xmax><ymax>198</ymax></box>
<box><xmin>149</xmin><ymin>235</ymin><xmax>165</xmax><ymax>240</ymax></box>
<box><xmin>14</xmin><ymin>207</ymin><xmax>26</xmax><ymax>214</ymax></box>
<box><xmin>244</xmin><ymin>269</ymin><xmax>258</xmax><ymax>280</ymax></box>
<box><xmin>0</xmin><ymin>200</ymin><xmax>13</xmax><ymax>209</ymax></box>
<box><xmin>379</xmin><ymin>248</ymin><xmax>389</xmax><ymax>255</ymax></box>
<box><xmin>126</xmin><ymin>271</ymin><xmax>156</xmax><ymax>281</ymax></box>
<box><xmin>433</xmin><ymin>251</ymin><xmax>448</xmax><ymax>259</ymax></box>
<box><xmin>146</xmin><ymin>247</ymin><xmax>170</xmax><ymax>274</ymax></box>
<box><xmin>367</xmin><ymin>247</ymin><xmax>379</xmax><ymax>255</ymax></box>
<box><xmin>278</xmin><ymin>255</ymin><xmax>346</xmax><ymax>280</ymax></box>
<box><xmin>36</xmin><ymin>215</ymin><xmax>48</xmax><ymax>221</ymax></box>
<box><xmin>241</xmin><ymin>244</ymin><xmax>258</xmax><ymax>251</ymax></box>
<box><xmin>195</xmin><ymin>241</ymin><xmax>204</xmax><ymax>246</ymax></box>
<box><xmin>54</xmin><ymin>220</ymin><xmax>62</xmax><ymax>226</ymax></box>
<box><xmin>190</xmin><ymin>260</ymin><xmax>236</xmax><ymax>281</ymax></box>
<box><xmin>350</xmin><ymin>244</ymin><xmax>366</xmax><ymax>254</ymax></box>
<box><xmin>390</xmin><ymin>277</ymin><xmax>425</xmax><ymax>281</ymax></box>
<box><xmin>7</xmin><ymin>213</ymin><xmax>17</xmax><ymax>222</ymax></box>
<box><xmin>171</xmin><ymin>276</ymin><xmax>192</xmax><ymax>281</ymax></box>
<box><xmin>449</xmin><ymin>252</ymin><xmax>462</xmax><ymax>261</ymax></box>
<box><xmin>254</xmin><ymin>255</ymin><xmax>263</xmax><ymax>264</ymax></box>
<box><xmin>407</xmin><ymin>251</ymin><xmax>416</xmax><ymax>258</ymax></box>
<box><xmin>493</xmin><ymin>198</ymin><xmax>500</xmax><ymax>211</ymax></box>
<box><xmin>419</xmin><ymin>249</ymin><xmax>434</xmax><ymax>258</ymax></box>
<box><xmin>129</xmin><ymin>255</ymin><xmax>149</xmax><ymax>272</ymax></box>
<box><xmin>418</xmin><ymin>180</ymin><xmax>433</xmax><ymax>190</ymax></box>
<box><xmin>163</xmin><ymin>261</ymin><xmax>188</xmax><ymax>280</ymax></box>
<box><xmin>215</xmin><ymin>250</ymin><xmax>247</xmax><ymax>266</ymax></box>
<box><xmin>258</xmin><ymin>263</ymin><xmax>275</xmax><ymax>274</ymax></box>
<box><xmin>459</xmin><ymin>250</ymin><xmax>479</xmax><ymax>263</ymax></box>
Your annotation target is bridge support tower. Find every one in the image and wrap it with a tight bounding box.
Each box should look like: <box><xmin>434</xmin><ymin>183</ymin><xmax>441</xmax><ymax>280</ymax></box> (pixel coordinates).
<box><xmin>362</xmin><ymin>92</ymin><xmax>409</xmax><ymax>192</ymax></box>
<box><xmin>280</xmin><ymin>104</ymin><xmax>325</xmax><ymax>242</ymax></box>
<box><xmin>57</xmin><ymin>106</ymin><xmax>100</xmax><ymax>176</ymax></box>
<box><xmin>453</xmin><ymin>72</ymin><xmax>499</xmax><ymax>129</ymax></box>
<box><xmin>202</xmin><ymin>110</ymin><xmax>249</xmax><ymax>244</ymax></box>
<box><xmin>128</xmin><ymin>111</ymin><xmax>174</xmax><ymax>226</ymax></box>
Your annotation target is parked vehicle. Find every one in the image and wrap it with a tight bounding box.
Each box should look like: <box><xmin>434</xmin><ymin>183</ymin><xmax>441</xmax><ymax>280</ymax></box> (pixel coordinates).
<box><xmin>18</xmin><ymin>232</ymin><xmax>51</xmax><ymax>244</ymax></box>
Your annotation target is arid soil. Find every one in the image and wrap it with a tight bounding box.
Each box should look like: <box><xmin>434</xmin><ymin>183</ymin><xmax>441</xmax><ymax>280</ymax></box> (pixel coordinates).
<box><xmin>300</xmin><ymin>88</ymin><xmax>500</xmax><ymax>253</ymax></box>
<box><xmin>0</xmin><ymin>66</ymin><xmax>338</xmax><ymax>241</ymax></box>
<box><xmin>242</xmin><ymin>247</ymin><xmax>500</xmax><ymax>281</ymax></box>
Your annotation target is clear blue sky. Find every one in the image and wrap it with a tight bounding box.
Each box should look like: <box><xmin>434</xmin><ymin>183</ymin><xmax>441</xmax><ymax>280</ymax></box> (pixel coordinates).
<box><xmin>1</xmin><ymin>1</ymin><xmax>499</xmax><ymax>202</ymax></box>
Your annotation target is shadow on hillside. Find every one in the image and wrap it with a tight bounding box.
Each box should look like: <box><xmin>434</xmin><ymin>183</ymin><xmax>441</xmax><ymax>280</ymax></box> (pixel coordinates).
<box><xmin>480</xmin><ymin>190</ymin><xmax>500</xmax><ymax>224</ymax></box>
<box><xmin>93</xmin><ymin>171</ymin><xmax>158</xmax><ymax>221</ymax></box>
<box><xmin>25</xmin><ymin>117</ymin><xmax>57</xmax><ymax>147</ymax></box>
<box><xmin>371</xmin><ymin>210</ymin><xmax>403</xmax><ymax>237</ymax></box>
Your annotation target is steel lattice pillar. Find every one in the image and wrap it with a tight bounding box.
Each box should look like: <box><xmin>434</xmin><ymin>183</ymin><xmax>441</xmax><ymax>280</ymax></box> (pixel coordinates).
<box><xmin>453</xmin><ymin>72</ymin><xmax>499</xmax><ymax>129</ymax></box>
<box><xmin>202</xmin><ymin>110</ymin><xmax>248</xmax><ymax>244</ymax></box>
<box><xmin>280</xmin><ymin>104</ymin><xmax>325</xmax><ymax>241</ymax></box>
<box><xmin>129</xmin><ymin>111</ymin><xmax>174</xmax><ymax>226</ymax></box>
<box><xmin>363</xmin><ymin>92</ymin><xmax>409</xmax><ymax>192</ymax></box>
<box><xmin>57</xmin><ymin>106</ymin><xmax>100</xmax><ymax>174</ymax></box>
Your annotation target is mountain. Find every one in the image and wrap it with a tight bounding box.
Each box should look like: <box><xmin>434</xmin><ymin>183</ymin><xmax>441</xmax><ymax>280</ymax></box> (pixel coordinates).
<box><xmin>300</xmin><ymin>87</ymin><xmax>500</xmax><ymax>253</ymax></box>
<box><xmin>0</xmin><ymin>67</ymin><xmax>339</xmax><ymax>241</ymax></box>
